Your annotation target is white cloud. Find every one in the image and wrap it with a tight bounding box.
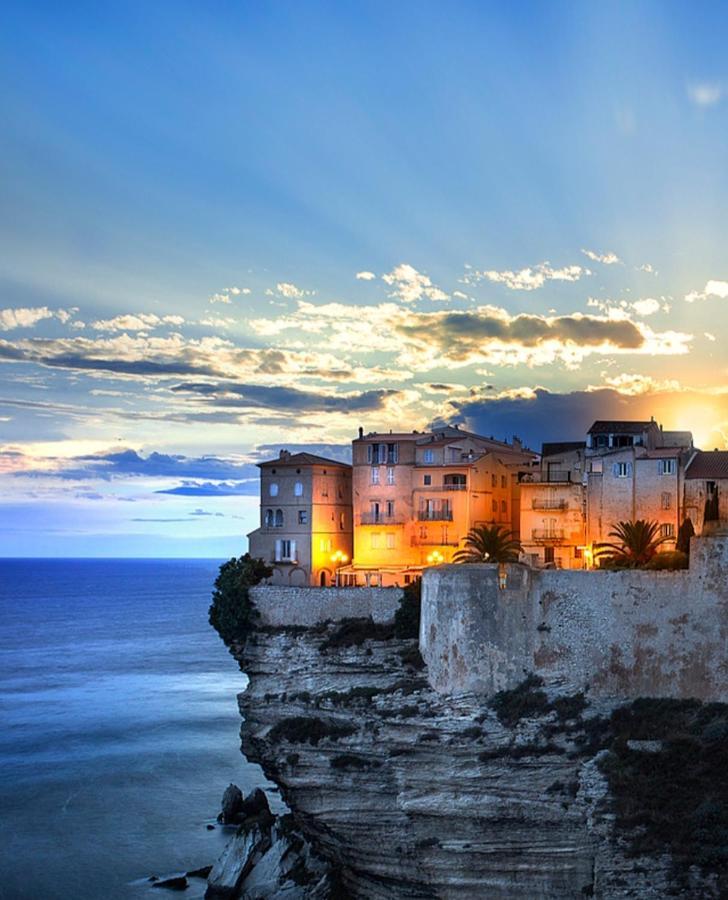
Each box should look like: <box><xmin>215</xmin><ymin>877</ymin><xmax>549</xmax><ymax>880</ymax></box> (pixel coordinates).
<box><xmin>630</xmin><ymin>298</ymin><xmax>661</xmax><ymax>317</ymax></box>
<box><xmin>209</xmin><ymin>286</ymin><xmax>251</xmax><ymax>305</ymax></box>
<box><xmin>705</xmin><ymin>332</ymin><xmax>717</xmax><ymax>342</ymax></box>
<box><xmin>382</xmin><ymin>263</ymin><xmax>448</xmax><ymax>303</ymax></box>
<box><xmin>594</xmin><ymin>373</ymin><xmax>681</xmax><ymax>396</ymax></box>
<box><xmin>452</xmin><ymin>290</ymin><xmax>469</xmax><ymax>300</ymax></box>
<box><xmin>637</xmin><ymin>263</ymin><xmax>657</xmax><ymax>274</ymax></box>
<box><xmin>685</xmin><ymin>279</ymin><xmax>728</xmax><ymax>303</ymax></box>
<box><xmin>687</xmin><ymin>82</ymin><xmax>723</xmax><ymax>107</ymax></box>
<box><xmin>355</xmin><ymin>271</ymin><xmax>376</xmax><ymax>281</ymax></box>
<box><xmin>90</xmin><ymin>313</ymin><xmax>186</xmax><ymax>332</ymax></box>
<box><xmin>463</xmin><ymin>261</ymin><xmax>589</xmax><ymax>291</ymax></box>
<box><xmin>0</xmin><ymin>307</ymin><xmax>68</xmax><ymax>331</ymax></box>
<box><xmin>582</xmin><ymin>249</ymin><xmax>621</xmax><ymax>265</ymax></box>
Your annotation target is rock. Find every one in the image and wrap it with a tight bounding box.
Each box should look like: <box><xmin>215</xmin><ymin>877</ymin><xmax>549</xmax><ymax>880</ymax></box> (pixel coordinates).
<box><xmin>186</xmin><ymin>865</ymin><xmax>212</xmax><ymax>879</ymax></box>
<box><xmin>219</xmin><ymin>783</ymin><xmax>244</xmax><ymax>824</ymax></box>
<box><xmin>239</xmin><ymin>787</ymin><xmax>270</xmax><ymax>819</ymax></box>
<box><xmin>205</xmin><ymin>823</ymin><xmax>271</xmax><ymax>899</ymax></box>
<box><xmin>206</xmin><ymin>824</ymin><xmax>215</xmax><ymax>831</ymax></box>
<box><xmin>152</xmin><ymin>874</ymin><xmax>188</xmax><ymax>890</ymax></box>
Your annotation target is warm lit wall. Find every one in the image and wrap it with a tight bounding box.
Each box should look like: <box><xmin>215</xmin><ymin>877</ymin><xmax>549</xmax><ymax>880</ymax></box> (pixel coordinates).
<box><xmin>519</xmin><ymin>482</ymin><xmax>586</xmax><ymax>569</ymax></box>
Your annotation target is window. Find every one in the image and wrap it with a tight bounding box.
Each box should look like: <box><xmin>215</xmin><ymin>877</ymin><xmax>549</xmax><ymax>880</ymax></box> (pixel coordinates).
<box><xmin>275</xmin><ymin>539</ymin><xmax>296</xmax><ymax>562</ymax></box>
<box><xmin>615</xmin><ymin>462</ymin><xmax>629</xmax><ymax>478</ymax></box>
<box><xmin>294</xmin><ymin>481</ymin><xmax>303</xmax><ymax>496</ymax></box>
<box><xmin>423</xmin><ymin>449</ymin><xmax>434</xmax><ymax>463</ymax></box>
<box><xmin>404</xmin><ymin>574</ymin><xmax>411</xmax><ymax>585</ymax></box>
<box><xmin>371</xmin><ymin>467</ymin><xmax>380</xmax><ymax>484</ymax></box>
<box><xmin>319</xmin><ymin>537</ymin><xmax>332</xmax><ymax>552</ymax></box>
<box><xmin>387</xmin><ymin>467</ymin><xmax>395</xmax><ymax>485</ymax></box>
<box><xmin>661</xmin><ymin>492</ymin><xmax>672</xmax><ymax>510</ymax></box>
<box><xmin>501</xmin><ymin>475</ymin><xmax>507</xmax><ymax>488</ymax></box>
<box><xmin>660</xmin><ymin>523</ymin><xmax>675</xmax><ymax>539</ymax></box>
<box><xmin>370</xmin><ymin>532</ymin><xmax>381</xmax><ymax>549</ymax></box>
<box><xmin>544</xmin><ymin>547</ymin><xmax>555</xmax><ymax>564</ymax></box>
<box><xmin>419</xmin><ymin>525</ymin><xmax>427</xmax><ymax>539</ymax></box>
<box><xmin>491</xmin><ymin>474</ymin><xmax>497</xmax><ymax>487</ymax></box>
<box><xmin>274</xmin><ymin>509</ymin><xmax>283</xmax><ymax>527</ymax></box>
<box><xmin>574</xmin><ymin>547</ymin><xmax>583</xmax><ymax>559</ymax></box>
<box><xmin>339</xmin><ymin>512</ymin><xmax>345</xmax><ymax>530</ymax></box>
<box><xmin>501</xmin><ymin>500</ymin><xmax>507</xmax><ymax>513</ymax></box>
<box><xmin>660</xmin><ymin>459</ymin><xmax>676</xmax><ymax>476</ymax></box>
<box><xmin>269</xmin><ymin>482</ymin><xmax>279</xmax><ymax>496</ymax></box>
<box><xmin>264</xmin><ymin>509</ymin><xmax>274</xmax><ymax>527</ymax></box>
<box><xmin>492</xmin><ymin>499</ymin><xmax>498</xmax><ymax>512</ymax></box>
<box><xmin>386</xmin><ymin>533</ymin><xmax>395</xmax><ymax>549</ymax></box>
<box><xmin>423</xmin><ymin>474</ymin><xmax>432</xmax><ymax>485</ymax></box>
<box><xmin>387</xmin><ymin>443</ymin><xmax>398</xmax><ymax>464</ymax></box>
<box><xmin>321</xmin><ymin>483</ymin><xmax>329</xmax><ymax>497</ymax></box>
<box><xmin>298</xmin><ymin>510</ymin><xmax>307</xmax><ymax>524</ymax></box>
<box><xmin>595</xmin><ymin>434</ymin><xmax>608</xmax><ymax>449</ymax></box>
<box><xmin>386</xmin><ymin>500</ymin><xmax>395</xmax><ymax>517</ymax></box>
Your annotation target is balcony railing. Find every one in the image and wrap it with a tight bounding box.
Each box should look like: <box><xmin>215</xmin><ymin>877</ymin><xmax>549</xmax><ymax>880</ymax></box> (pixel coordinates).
<box><xmin>531</xmin><ymin>499</ymin><xmax>569</xmax><ymax>510</ymax></box>
<box><xmin>521</xmin><ymin>470</ymin><xmax>575</xmax><ymax>484</ymax></box>
<box><xmin>531</xmin><ymin>528</ymin><xmax>565</xmax><ymax>541</ymax></box>
<box><xmin>413</xmin><ymin>484</ymin><xmax>467</xmax><ymax>492</ymax></box>
<box><xmin>418</xmin><ymin>510</ymin><xmax>454</xmax><ymax>521</ymax></box>
<box><xmin>358</xmin><ymin>513</ymin><xmax>404</xmax><ymax>525</ymax></box>
<box><xmin>411</xmin><ymin>537</ymin><xmax>460</xmax><ymax>546</ymax></box>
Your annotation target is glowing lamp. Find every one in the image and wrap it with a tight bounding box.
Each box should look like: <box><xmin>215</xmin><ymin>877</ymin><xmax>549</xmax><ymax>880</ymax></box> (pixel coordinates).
<box><xmin>426</xmin><ymin>550</ymin><xmax>444</xmax><ymax>565</ymax></box>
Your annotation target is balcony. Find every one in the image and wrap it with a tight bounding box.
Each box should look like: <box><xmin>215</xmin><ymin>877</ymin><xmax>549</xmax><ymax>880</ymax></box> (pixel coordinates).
<box><xmin>358</xmin><ymin>513</ymin><xmax>404</xmax><ymax>525</ymax></box>
<box><xmin>521</xmin><ymin>470</ymin><xmax>576</xmax><ymax>484</ymax></box>
<box><xmin>418</xmin><ymin>510</ymin><xmax>454</xmax><ymax>522</ymax></box>
<box><xmin>413</xmin><ymin>484</ymin><xmax>467</xmax><ymax>492</ymax></box>
<box><xmin>411</xmin><ymin>537</ymin><xmax>460</xmax><ymax>546</ymax></box>
<box><xmin>531</xmin><ymin>528</ymin><xmax>565</xmax><ymax>541</ymax></box>
<box><xmin>531</xmin><ymin>499</ymin><xmax>569</xmax><ymax>510</ymax></box>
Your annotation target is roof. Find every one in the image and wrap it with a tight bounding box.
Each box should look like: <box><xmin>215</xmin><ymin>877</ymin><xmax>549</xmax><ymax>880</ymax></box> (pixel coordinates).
<box><xmin>258</xmin><ymin>452</ymin><xmax>351</xmax><ymax>469</ymax></box>
<box><xmin>661</xmin><ymin>430</ymin><xmax>693</xmax><ymax>448</ymax></box>
<box><xmin>354</xmin><ymin>432</ymin><xmax>424</xmax><ymax>442</ymax></box>
<box><xmin>588</xmin><ymin>420</ymin><xmax>655</xmax><ymax>435</ymax></box>
<box><xmin>686</xmin><ymin>450</ymin><xmax>728</xmax><ymax>480</ymax></box>
<box><xmin>541</xmin><ymin>441</ymin><xmax>586</xmax><ymax>457</ymax></box>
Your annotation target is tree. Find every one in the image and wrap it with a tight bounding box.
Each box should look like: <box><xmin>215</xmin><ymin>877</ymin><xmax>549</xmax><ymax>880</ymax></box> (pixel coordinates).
<box><xmin>452</xmin><ymin>525</ymin><xmax>522</xmax><ymax>564</ymax></box>
<box><xmin>209</xmin><ymin>553</ymin><xmax>273</xmax><ymax>646</ymax></box>
<box><xmin>594</xmin><ymin>520</ymin><xmax>669</xmax><ymax>569</ymax></box>
<box><xmin>676</xmin><ymin>517</ymin><xmax>695</xmax><ymax>556</ymax></box>
<box><xmin>393</xmin><ymin>578</ymin><xmax>421</xmax><ymax>639</ymax></box>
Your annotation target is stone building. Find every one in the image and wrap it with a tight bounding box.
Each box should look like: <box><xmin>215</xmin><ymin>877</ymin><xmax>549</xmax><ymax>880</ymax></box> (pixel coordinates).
<box><xmin>341</xmin><ymin>425</ymin><xmax>537</xmax><ymax>585</ymax></box>
<box><xmin>247</xmin><ymin>450</ymin><xmax>352</xmax><ymax>586</ymax></box>
<box><xmin>684</xmin><ymin>450</ymin><xmax>728</xmax><ymax>533</ymax></box>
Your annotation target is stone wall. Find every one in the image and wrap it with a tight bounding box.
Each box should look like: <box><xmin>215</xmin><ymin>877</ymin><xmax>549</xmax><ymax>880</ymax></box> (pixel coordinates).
<box><xmin>250</xmin><ymin>584</ymin><xmax>402</xmax><ymax>627</ymax></box>
<box><xmin>421</xmin><ymin>533</ymin><xmax>728</xmax><ymax>701</ymax></box>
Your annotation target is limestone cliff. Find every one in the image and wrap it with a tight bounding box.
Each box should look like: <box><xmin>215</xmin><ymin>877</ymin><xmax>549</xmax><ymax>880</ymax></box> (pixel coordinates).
<box><xmin>233</xmin><ymin>620</ymin><xmax>725</xmax><ymax>899</ymax></box>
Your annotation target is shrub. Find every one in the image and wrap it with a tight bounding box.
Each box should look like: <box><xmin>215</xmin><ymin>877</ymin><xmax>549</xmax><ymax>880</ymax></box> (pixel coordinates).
<box><xmin>330</xmin><ymin>753</ymin><xmax>380</xmax><ymax>770</ymax></box>
<box><xmin>393</xmin><ymin>579</ymin><xmax>422</xmax><ymax>639</ymax></box>
<box><xmin>268</xmin><ymin>716</ymin><xmax>356</xmax><ymax>746</ymax></box>
<box><xmin>399</xmin><ymin>644</ymin><xmax>426</xmax><ymax>670</ymax></box>
<box><xmin>319</xmin><ymin>617</ymin><xmax>394</xmax><ymax>651</ymax></box>
<box><xmin>645</xmin><ymin>551</ymin><xmax>689</xmax><ymax>570</ymax></box>
<box><xmin>209</xmin><ymin>554</ymin><xmax>272</xmax><ymax>645</ymax></box>
<box><xmin>488</xmin><ymin>674</ymin><xmax>550</xmax><ymax>726</ymax></box>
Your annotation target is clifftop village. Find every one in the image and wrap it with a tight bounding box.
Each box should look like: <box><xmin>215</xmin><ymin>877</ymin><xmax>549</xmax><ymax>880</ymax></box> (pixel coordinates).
<box><xmin>247</xmin><ymin>419</ymin><xmax>728</xmax><ymax>588</ymax></box>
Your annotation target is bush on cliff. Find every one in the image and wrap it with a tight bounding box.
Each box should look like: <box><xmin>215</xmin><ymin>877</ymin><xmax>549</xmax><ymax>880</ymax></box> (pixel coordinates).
<box><xmin>645</xmin><ymin>550</ymin><xmax>689</xmax><ymax>570</ymax></box>
<box><xmin>209</xmin><ymin>553</ymin><xmax>273</xmax><ymax>645</ymax></box>
<box><xmin>393</xmin><ymin>578</ymin><xmax>422</xmax><ymax>639</ymax></box>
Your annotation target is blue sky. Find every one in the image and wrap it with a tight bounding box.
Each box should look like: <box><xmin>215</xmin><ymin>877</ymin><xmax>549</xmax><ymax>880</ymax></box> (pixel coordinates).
<box><xmin>2</xmin><ymin>1</ymin><xmax>728</xmax><ymax>556</ymax></box>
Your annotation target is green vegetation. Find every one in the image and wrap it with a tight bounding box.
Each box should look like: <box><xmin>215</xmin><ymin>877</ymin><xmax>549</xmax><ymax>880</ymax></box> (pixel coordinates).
<box><xmin>393</xmin><ymin>578</ymin><xmax>421</xmax><ymax>638</ymax></box>
<box><xmin>594</xmin><ymin>519</ymin><xmax>669</xmax><ymax>568</ymax></box>
<box><xmin>676</xmin><ymin>517</ymin><xmax>695</xmax><ymax>556</ymax></box>
<box><xmin>453</xmin><ymin>524</ymin><xmax>522</xmax><ymax>563</ymax></box>
<box><xmin>319</xmin><ymin>617</ymin><xmax>394</xmax><ymax>652</ymax></box>
<box><xmin>209</xmin><ymin>553</ymin><xmax>272</xmax><ymax>645</ymax></box>
<box><xmin>268</xmin><ymin>716</ymin><xmax>357</xmax><ymax>746</ymax></box>
<box><xmin>645</xmin><ymin>550</ymin><xmax>689</xmax><ymax>570</ymax></box>
<box><xmin>488</xmin><ymin>674</ymin><xmax>551</xmax><ymax>726</ymax></box>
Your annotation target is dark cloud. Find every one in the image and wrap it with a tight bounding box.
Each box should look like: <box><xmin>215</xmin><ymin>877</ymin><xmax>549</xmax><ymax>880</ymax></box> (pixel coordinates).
<box><xmin>170</xmin><ymin>382</ymin><xmax>399</xmax><ymax>413</ymax></box>
<box><xmin>156</xmin><ymin>480</ymin><xmax>258</xmax><ymax>496</ymax></box>
<box><xmin>252</xmin><ymin>443</ymin><xmax>352</xmax><ymax>463</ymax></box>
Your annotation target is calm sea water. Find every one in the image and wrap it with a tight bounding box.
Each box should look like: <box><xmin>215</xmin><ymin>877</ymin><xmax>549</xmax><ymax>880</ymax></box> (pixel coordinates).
<box><xmin>0</xmin><ymin>559</ymin><xmax>267</xmax><ymax>900</ymax></box>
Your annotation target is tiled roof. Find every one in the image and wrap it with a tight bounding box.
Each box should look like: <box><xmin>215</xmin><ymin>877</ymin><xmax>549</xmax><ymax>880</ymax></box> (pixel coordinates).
<box><xmin>541</xmin><ymin>441</ymin><xmax>586</xmax><ymax>457</ymax></box>
<box><xmin>588</xmin><ymin>420</ymin><xmax>654</xmax><ymax>435</ymax></box>
<box><xmin>258</xmin><ymin>452</ymin><xmax>351</xmax><ymax>468</ymax></box>
<box><xmin>685</xmin><ymin>450</ymin><xmax>728</xmax><ymax>479</ymax></box>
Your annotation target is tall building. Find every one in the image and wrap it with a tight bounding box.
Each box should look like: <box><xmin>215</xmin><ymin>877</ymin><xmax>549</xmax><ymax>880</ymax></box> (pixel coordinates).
<box><xmin>341</xmin><ymin>425</ymin><xmax>538</xmax><ymax>585</ymax></box>
<box><xmin>247</xmin><ymin>450</ymin><xmax>352</xmax><ymax>586</ymax></box>
<box><xmin>683</xmin><ymin>450</ymin><xmax>728</xmax><ymax>533</ymax></box>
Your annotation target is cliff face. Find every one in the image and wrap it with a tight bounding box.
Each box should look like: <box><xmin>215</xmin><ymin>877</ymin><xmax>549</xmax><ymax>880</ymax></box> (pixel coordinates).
<box><xmin>234</xmin><ymin>622</ymin><xmax>723</xmax><ymax>899</ymax></box>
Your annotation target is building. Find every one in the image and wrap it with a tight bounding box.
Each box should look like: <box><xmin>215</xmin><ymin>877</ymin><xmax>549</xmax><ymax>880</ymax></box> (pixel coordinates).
<box><xmin>341</xmin><ymin>425</ymin><xmax>538</xmax><ymax>585</ymax></box>
<box><xmin>684</xmin><ymin>450</ymin><xmax>728</xmax><ymax>533</ymax></box>
<box><xmin>247</xmin><ymin>450</ymin><xmax>352</xmax><ymax>586</ymax></box>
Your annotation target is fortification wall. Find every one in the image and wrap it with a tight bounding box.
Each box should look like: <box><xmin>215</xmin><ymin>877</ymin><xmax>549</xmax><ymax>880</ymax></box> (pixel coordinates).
<box><xmin>421</xmin><ymin>534</ymin><xmax>728</xmax><ymax>701</ymax></box>
<box><xmin>249</xmin><ymin>585</ymin><xmax>402</xmax><ymax>627</ymax></box>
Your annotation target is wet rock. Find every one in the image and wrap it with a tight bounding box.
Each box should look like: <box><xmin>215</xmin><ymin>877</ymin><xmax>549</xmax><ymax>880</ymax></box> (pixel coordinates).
<box><xmin>205</xmin><ymin>823</ymin><xmax>271</xmax><ymax>899</ymax></box>
<box><xmin>239</xmin><ymin>787</ymin><xmax>269</xmax><ymax>820</ymax></box>
<box><xmin>186</xmin><ymin>865</ymin><xmax>212</xmax><ymax>879</ymax></box>
<box><xmin>219</xmin><ymin>783</ymin><xmax>244</xmax><ymax>824</ymax></box>
<box><xmin>152</xmin><ymin>874</ymin><xmax>188</xmax><ymax>890</ymax></box>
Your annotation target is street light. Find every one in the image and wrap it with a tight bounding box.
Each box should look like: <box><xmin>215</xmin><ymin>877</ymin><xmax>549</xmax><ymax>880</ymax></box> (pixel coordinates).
<box><xmin>426</xmin><ymin>550</ymin><xmax>444</xmax><ymax>565</ymax></box>
<box><xmin>331</xmin><ymin>550</ymin><xmax>349</xmax><ymax>566</ymax></box>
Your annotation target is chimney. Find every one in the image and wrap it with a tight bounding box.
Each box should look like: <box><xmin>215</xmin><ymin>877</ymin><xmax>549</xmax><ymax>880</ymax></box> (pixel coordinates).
<box><xmin>358</xmin><ymin>426</ymin><xmax>364</xmax><ymax>439</ymax></box>
<box><xmin>512</xmin><ymin>436</ymin><xmax>522</xmax><ymax>450</ymax></box>
<box><xmin>279</xmin><ymin>449</ymin><xmax>290</xmax><ymax>460</ymax></box>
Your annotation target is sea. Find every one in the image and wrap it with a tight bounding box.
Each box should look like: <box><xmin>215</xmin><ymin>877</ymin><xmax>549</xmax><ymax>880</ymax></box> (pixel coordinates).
<box><xmin>0</xmin><ymin>558</ymin><xmax>269</xmax><ymax>900</ymax></box>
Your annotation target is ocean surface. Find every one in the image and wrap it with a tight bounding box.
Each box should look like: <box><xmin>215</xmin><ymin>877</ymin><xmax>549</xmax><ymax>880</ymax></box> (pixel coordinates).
<box><xmin>0</xmin><ymin>559</ymin><xmax>268</xmax><ymax>900</ymax></box>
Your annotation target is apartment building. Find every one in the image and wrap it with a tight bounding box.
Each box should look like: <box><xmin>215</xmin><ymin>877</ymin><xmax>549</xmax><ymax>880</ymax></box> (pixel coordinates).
<box><xmin>683</xmin><ymin>450</ymin><xmax>728</xmax><ymax>533</ymax></box>
<box><xmin>343</xmin><ymin>425</ymin><xmax>537</xmax><ymax>585</ymax></box>
<box><xmin>247</xmin><ymin>450</ymin><xmax>352</xmax><ymax>586</ymax></box>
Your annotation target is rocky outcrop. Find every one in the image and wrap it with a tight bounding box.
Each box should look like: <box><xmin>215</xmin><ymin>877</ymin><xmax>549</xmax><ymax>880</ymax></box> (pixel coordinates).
<box><xmin>234</xmin><ymin>621</ymin><xmax>725</xmax><ymax>899</ymax></box>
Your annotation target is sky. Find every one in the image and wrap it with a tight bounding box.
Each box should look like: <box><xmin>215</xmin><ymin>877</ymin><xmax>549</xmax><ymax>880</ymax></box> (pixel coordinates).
<box><xmin>2</xmin><ymin>0</ymin><xmax>728</xmax><ymax>556</ymax></box>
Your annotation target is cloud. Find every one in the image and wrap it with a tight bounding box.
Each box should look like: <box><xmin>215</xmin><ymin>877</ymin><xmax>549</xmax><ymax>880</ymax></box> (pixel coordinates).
<box><xmin>587</xmin><ymin>296</ymin><xmax>667</xmax><ymax>318</ymax></box>
<box><xmin>250</xmin><ymin>300</ymin><xmax>691</xmax><ymax>370</ymax></box>
<box><xmin>637</xmin><ymin>263</ymin><xmax>657</xmax><ymax>274</ymax></box>
<box><xmin>276</xmin><ymin>282</ymin><xmax>311</xmax><ymax>299</ymax></box>
<box><xmin>629</xmin><ymin>298</ymin><xmax>661</xmax><ymax>317</ymax></box>
<box><xmin>382</xmin><ymin>264</ymin><xmax>448</xmax><ymax>303</ymax></box>
<box><xmin>209</xmin><ymin>286</ymin><xmax>251</xmax><ymax>304</ymax></box>
<box><xmin>90</xmin><ymin>313</ymin><xmax>185</xmax><ymax>331</ymax></box>
<box><xmin>355</xmin><ymin>271</ymin><xmax>376</xmax><ymax>281</ymax></box>
<box><xmin>156</xmin><ymin>480</ymin><xmax>259</xmax><ymax>496</ymax></box>
<box><xmin>462</xmin><ymin>261</ymin><xmax>589</xmax><ymax>291</ymax></box>
<box><xmin>685</xmin><ymin>280</ymin><xmax>728</xmax><ymax>303</ymax></box>
<box><xmin>687</xmin><ymin>82</ymin><xmax>723</xmax><ymax>107</ymax></box>
<box><xmin>0</xmin><ymin>307</ymin><xmax>71</xmax><ymax>331</ymax></box>
<box><xmin>582</xmin><ymin>249</ymin><xmax>621</xmax><ymax>265</ymax></box>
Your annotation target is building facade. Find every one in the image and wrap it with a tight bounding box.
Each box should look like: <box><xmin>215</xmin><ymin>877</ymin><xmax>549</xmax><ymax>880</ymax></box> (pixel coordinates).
<box><xmin>684</xmin><ymin>450</ymin><xmax>728</xmax><ymax>533</ymax></box>
<box><xmin>344</xmin><ymin>425</ymin><xmax>537</xmax><ymax>585</ymax></box>
<box><xmin>247</xmin><ymin>450</ymin><xmax>352</xmax><ymax>586</ymax></box>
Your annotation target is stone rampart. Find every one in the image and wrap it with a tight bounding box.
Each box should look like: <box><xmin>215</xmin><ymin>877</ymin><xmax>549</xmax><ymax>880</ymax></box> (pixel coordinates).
<box><xmin>421</xmin><ymin>534</ymin><xmax>728</xmax><ymax>701</ymax></box>
<box><xmin>250</xmin><ymin>585</ymin><xmax>402</xmax><ymax>627</ymax></box>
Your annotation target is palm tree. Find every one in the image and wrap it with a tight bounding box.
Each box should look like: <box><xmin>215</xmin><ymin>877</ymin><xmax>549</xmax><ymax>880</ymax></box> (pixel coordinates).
<box><xmin>594</xmin><ymin>519</ymin><xmax>669</xmax><ymax>568</ymax></box>
<box><xmin>453</xmin><ymin>525</ymin><xmax>522</xmax><ymax>564</ymax></box>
